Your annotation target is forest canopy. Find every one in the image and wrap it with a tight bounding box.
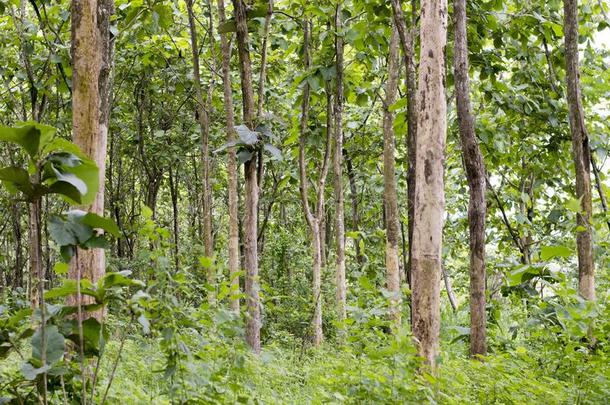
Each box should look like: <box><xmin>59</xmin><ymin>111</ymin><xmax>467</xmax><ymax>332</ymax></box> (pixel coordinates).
<box><xmin>1</xmin><ymin>0</ymin><xmax>610</xmax><ymax>403</ymax></box>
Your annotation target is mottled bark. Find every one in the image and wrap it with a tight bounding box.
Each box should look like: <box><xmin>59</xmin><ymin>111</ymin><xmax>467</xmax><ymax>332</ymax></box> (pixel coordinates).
<box><xmin>411</xmin><ymin>0</ymin><xmax>447</xmax><ymax>367</ymax></box>
<box><xmin>334</xmin><ymin>3</ymin><xmax>347</xmax><ymax>327</ymax></box>
<box><xmin>69</xmin><ymin>0</ymin><xmax>106</xmax><ymax>320</ymax></box>
<box><xmin>217</xmin><ymin>0</ymin><xmax>240</xmax><ymax>312</ymax></box>
<box><xmin>564</xmin><ymin>0</ymin><xmax>595</xmax><ymax>301</ymax></box>
<box><xmin>383</xmin><ymin>26</ymin><xmax>402</xmax><ymax>329</ymax></box>
<box><xmin>232</xmin><ymin>0</ymin><xmax>260</xmax><ymax>353</ymax></box>
<box><xmin>453</xmin><ymin>0</ymin><xmax>487</xmax><ymax>357</ymax></box>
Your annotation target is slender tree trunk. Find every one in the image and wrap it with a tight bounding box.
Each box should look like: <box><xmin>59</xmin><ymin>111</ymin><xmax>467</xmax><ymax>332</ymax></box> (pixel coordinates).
<box><xmin>69</xmin><ymin>0</ymin><xmax>107</xmax><ymax>320</ymax></box>
<box><xmin>334</xmin><ymin>3</ymin><xmax>347</xmax><ymax>327</ymax></box>
<box><xmin>12</xmin><ymin>202</ymin><xmax>23</xmax><ymax>288</ymax></box>
<box><xmin>168</xmin><ymin>166</ymin><xmax>180</xmax><ymax>271</ymax></box>
<box><xmin>256</xmin><ymin>0</ymin><xmax>273</xmax><ymax>119</ymax></box>
<box><xmin>391</xmin><ymin>0</ymin><xmax>418</xmax><ymax>288</ymax></box>
<box><xmin>233</xmin><ymin>0</ymin><xmax>261</xmax><ymax>353</ymax></box>
<box><xmin>345</xmin><ymin>152</ymin><xmax>363</xmax><ymax>263</ymax></box>
<box><xmin>186</xmin><ymin>0</ymin><xmax>215</xmax><ymax>302</ymax></box>
<box><xmin>454</xmin><ymin>0</ymin><xmax>487</xmax><ymax>357</ymax></box>
<box><xmin>591</xmin><ymin>154</ymin><xmax>610</xmax><ymax>231</ymax></box>
<box><xmin>297</xmin><ymin>20</ymin><xmax>332</xmax><ymax>347</ymax></box>
<box><xmin>28</xmin><ymin>200</ymin><xmax>42</xmax><ymax>309</ymax></box>
<box><xmin>411</xmin><ymin>0</ymin><xmax>447</xmax><ymax>367</ymax></box>
<box><xmin>564</xmin><ymin>0</ymin><xmax>595</xmax><ymax>301</ymax></box>
<box><xmin>217</xmin><ymin>0</ymin><xmax>241</xmax><ymax>312</ymax></box>
<box><xmin>383</xmin><ymin>26</ymin><xmax>402</xmax><ymax>329</ymax></box>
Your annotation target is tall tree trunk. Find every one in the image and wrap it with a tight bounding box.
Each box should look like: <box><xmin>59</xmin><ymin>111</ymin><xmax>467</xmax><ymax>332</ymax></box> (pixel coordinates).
<box><xmin>383</xmin><ymin>26</ymin><xmax>402</xmax><ymax>329</ymax></box>
<box><xmin>453</xmin><ymin>0</ymin><xmax>487</xmax><ymax>357</ymax></box>
<box><xmin>186</xmin><ymin>0</ymin><xmax>215</xmax><ymax>303</ymax></box>
<box><xmin>391</xmin><ymin>0</ymin><xmax>418</xmax><ymax>288</ymax></box>
<box><xmin>297</xmin><ymin>20</ymin><xmax>332</xmax><ymax>347</ymax></box>
<box><xmin>333</xmin><ymin>3</ymin><xmax>347</xmax><ymax>327</ymax></box>
<box><xmin>411</xmin><ymin>0</ymin><xmax>447</xmax><ymax>367</ymax></box>
<box><xmin>564</xmin><ymin>0</ymin><xmax>595</xmax><ymax>301</ymax></box>
<box><xmin>233</xmin><ymin>0</ymin><xmax>261</xmax><ymax>353</ymax></box>
<box><xmin>69</xmin><ymin>0</ymin><xmax>107</xmax><ymax>320</ymax></box>
<box><xmin>217</xmin><ymin>0</ymin><xmax>241</xmax><ymax>312</ymax></box>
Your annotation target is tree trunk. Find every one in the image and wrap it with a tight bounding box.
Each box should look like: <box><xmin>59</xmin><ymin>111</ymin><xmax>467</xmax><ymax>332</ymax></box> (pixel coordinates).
<box><xmin>297</xmin><ymin>19</ymin><xmax>332</xmax><ymax>347</ymax></box>
<box><xmin>453</xmin><ymin>0</ymin><xmax>487</xmax><ymax>357</ymax></box>
<box><xmin>333</xmin><ymin>3</ymin><xmax>347</xmax><ymax>327</ymax></box>
<box><xmin>345</xmin><ymin>152</ymin><xmax>363</xmax><ymax>263</ymax></box>
<box><xmin>233</xmin><ymin>0</ymin><xmax>261</xmax><ymax>353</ymax></box>
<box><xmin>69</xmin><ymin>0</ymin><xmax>107</xmax><ymax>320</ymax></box>
<box><xmin>217</xmin><ymin>0</ymin><xmax>241</xmax><ymax>313</ymax></box>
<box><xmin>168</xmin><ymin>166</ymin><xmax>180</xmax><ymax>271</ymax></box>
<box><xmin>383</xmin><ymin>25</ymin><xmax>402</xmax><ymax>329</ymax></box>
<box><xmin>564</xmin><ymin>0</ymin><xmax>595</xmax><ymax>301</ymax></box>
<box><xmin>256</xmin><ymin>0</ymin><xmax>273</xmax><ymax>119</ymax></box>
<box><xmin>411</xmin><ymin>0</ymin><xmax>447</xmax><ymax>367</ymax></box>
<box><xmin>186</xmin><ymin>0</ymin><xmax>215</xmax><ymax>302</ymax></box>
<box><xmin>391</xmin><ymin>0</ymin><xmax>418</xmax><ymax>288</ymax></box>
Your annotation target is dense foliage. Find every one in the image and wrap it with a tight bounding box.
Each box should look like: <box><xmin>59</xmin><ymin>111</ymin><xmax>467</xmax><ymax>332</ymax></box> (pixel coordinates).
<box><xmin>1</xmin><ymin>0</ymin><xmax>610</xmax><ymax>403</ymax></box>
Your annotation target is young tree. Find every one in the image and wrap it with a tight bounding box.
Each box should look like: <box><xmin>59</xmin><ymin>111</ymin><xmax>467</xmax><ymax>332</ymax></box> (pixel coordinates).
<box><xmin>410</xmin><ymin>0</ymin><xmax>447</xmax><ymax>366</ymax></box>
<box><xmin>383</xmin><ymin>25</ymin><xmax>402</xmax><ymax>328</ymax></box>
<box><xmin>297</xmin><ymin>19</ymin><xmax>333</xmax><ymax>346</ymax></box>
<box><xmin>564</xmin><ymin>0</ymin><xmax>595</xmax><ymax>301</ymax></box>
<box><xmin>217</xmin><ymin>0</ymin><xmax>241</xmax><ymax>312</ymax></box>
<box><xmin>232</xmin><ymin>0</ymin><xmax>261</xmax><ymax>353</ymax></box>
<box><xmin>453</xmin><ymin>0</ymin><xmax>487</xmax><ymax>357</ymax></box>
<box><xmin>333</xmin><ymin>2</ymin><xmax>347</xmax><ymax>327</ymax></box>
<box><xmin>391</xmin><ymin>0</ymin><xmax>417</xmax><ymax>286</ymax></box>
<box><xmin>186</xmin><ymin>0</ymin><xmax>215</xmax><ymax>302</ymax></box>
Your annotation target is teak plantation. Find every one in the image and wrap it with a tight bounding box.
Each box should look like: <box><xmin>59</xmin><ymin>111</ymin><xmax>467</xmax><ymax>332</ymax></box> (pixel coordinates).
<box><xmin>1</xmin><ymin>0</ymin><xmax>610</xmax><ymax>403</ymax></box>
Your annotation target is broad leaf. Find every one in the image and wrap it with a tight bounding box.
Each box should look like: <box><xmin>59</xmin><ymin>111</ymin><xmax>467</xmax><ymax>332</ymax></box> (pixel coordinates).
<box><xmin>31</xmin><ymin>325</ymin><xmax>65</xmax><ymax>365</ymax></box>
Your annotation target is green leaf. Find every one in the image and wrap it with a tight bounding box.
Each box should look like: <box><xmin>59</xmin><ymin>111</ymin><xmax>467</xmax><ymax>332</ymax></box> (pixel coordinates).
<box><xmin>565</xmin><ymin>197</ymin><xmax>582</xmax><ymax>213</ymax></box>
<box><xmin>235</xmin><ymin>125</ymin><xmax>258</xmax><ymax>145</ymax></box>
<box><xmin>540</xmin><ymin>245</ymin><xmax>572</xmax><ymax>261</ymax></box>
<box><xmin>44</xmin><ymin>280</ymin><xmax>77</xmax><ymax>299</ymax></box>
<box><xmin>0</xmin><ymin>123</ymin><xmax>55</xmax><ymax>157</ymax></box>
<box><xmin>82</xmin><ymin>213</ymin><xmax>120</xmax><ymax>237</ymax></box>
<box><xmin>47</xmin><ymin>181</ymin><xmax>83</xmax><ymax>204</ymax></box>
<box><xmin>53</xmin><ymin>262</ymin><xmax>69</xmax><ymax>275</ymax></box>
<box><xmin>32</xmin><ymin>325</ymin><xmax>65</xmax><ymax>365</ymax></box>
<box><xmin>21</xmin><ymin>363</ymin><xmax>51</xmax><ymax>380</ymax></box>
<box><xmin>48</xmin><ymin>211</ymin><xmax>93</xmax><ymax>247</ymax></box>
<box><xmin>218</xmin><ymin>20</ymin><xmax>236</xmax><ymax>34</ymax></box>
<box><xmin>237</xmin><ymin>149</ymin><xmax>254</xmax><ymax>164</ymax></box>
<box><xmin>0</xmin><ymin>166</ymin><xmax>34</xmax><ymax>197</ymax></box>
<box><xmin>263</xmin><ymin>143</ymin><xmax>282</xmax><ymax>160</ymax></box>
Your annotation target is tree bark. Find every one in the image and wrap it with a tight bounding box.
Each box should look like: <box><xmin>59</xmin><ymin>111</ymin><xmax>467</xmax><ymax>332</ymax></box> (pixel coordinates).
<box><xmin>69</xmin><ymin>0</ymin><xmax>107</xmax><ymax>320</ymax></box>
<box><xmin>232</xmin><ymin>0</ymin><xmax>261</xmax><ymax>353</ymax></box>
<box><xmin>411</xmin><ymin>0</ymin><xmax>447</xmax><ymax>367</ymax></box>
<box><xmin>453</xmin><ymin>0</ymin><xmax>487</xmax><ymax>357</ymax></box>
<box><xmin>383</xmin><ymin>25</ymin><xmax>402</xmax><ymax>329</ymax></box>
<box><xmin>186</xmin><ymin>0</ymin><xmax>215</xmax><ymax>302</ymax></box>
<box><xmin>217</xmin><ymin>0</ymin><xmax>241</xmax><ymax>313</ymax></box>
<box><xmin>564</xmin><ymin>0</ymin><xmax>595</xmax><ymax>301</ymax></box>
<box><xmin>334</xmin><ymin>3</ymin><xmax>347</xmax><ymax>328</ymax></box>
